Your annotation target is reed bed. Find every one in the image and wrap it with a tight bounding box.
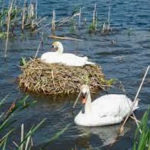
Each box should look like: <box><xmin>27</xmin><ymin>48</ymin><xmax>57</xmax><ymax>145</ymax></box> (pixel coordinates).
<box><xmin>18</xmin><ymin>59</ymin><xmax>112</xmax><ymax>95</ymax></box>
<box><xmin>0</xmin><ymin>0</ymin><xmax>43</xmax><ymax>37</ymax></box>
<box><xmin>0</xmin><ymin>95</ymin><xmax>69</xmax><ymax>149</ymax></box>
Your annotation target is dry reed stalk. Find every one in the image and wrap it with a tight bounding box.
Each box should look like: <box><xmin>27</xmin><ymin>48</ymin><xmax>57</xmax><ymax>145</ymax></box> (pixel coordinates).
<box><xmin>22</xmin><ymin>0</ymin><xmax>27</xmax><ymax>31</ymax></box>
<box><xmin>101</xmin><ymin>5</ymin><xmax>112</xmax><ymax>34</ymax></box>
<box><xmin>35</xmin><ymin>0</ymin><xmax>38</xmax><ymax>19</ymax></box>
<box><xmin>49</xmin><ymin>35</ymin><xmax>83</xmax><ymax>41</ymax></box>
<box><xmin>4</xmin><ymin>0</ymin><xmax>14</xmax><ymax>58</ymax></box>
<box><xmin>32</xmin><ymin>17</ymin><xmax>48</xmax><ymax>33</ymax></box>
<box><xmin>25</xmin><ymin>131</ymin><xmax>31</xmax><ymax>150</ymax></box>
<box><xmin>51</xmin><ymin>9</ymin><xmax>56</xmax><ymax>34</ymax></box>
<box><xmin>20</xmin><ymin>124</ymin><xmax>24</xmax><ymax>150</ymax></box>
<box><xmin>36</xmin><ymin>16</ymin><xmax>47</xmax><ymax>25</ymax></box>
<box><xmin>27</xmin><ymin>3</ymin><xmax>36</xmax><ymax>30</ymax></box>
<box><xmin>4</xmin><ymin>100</ymin><xmax>16</xmax><ymax>119</ymax></box>
<box><xmin>28</xmin><ymin>3</ymin><xmax>35</xmax><ymax>19</ymax></box>
<box><xmin>34</xmin><ymin>32</ymin><xmax>43</xmax><ymax>58</ymax></box>
<box><xmin>13</xmin><ymin>141</ymin><xmax>19</xmax><ymax>147</ymax></box>
<box><xmin>119</xmin><ymin>65</ymin><xmax>150</xmax><ymax>134</ymax></box>
<box><xmin>92</xmin><ymin>3</ymin><xmax>97</xmax><ymax>29</ymax></box>
<box><xmin>56</xmin><ymin>13</ymin><xmax>79</xmax><ymax>27</ymax></box>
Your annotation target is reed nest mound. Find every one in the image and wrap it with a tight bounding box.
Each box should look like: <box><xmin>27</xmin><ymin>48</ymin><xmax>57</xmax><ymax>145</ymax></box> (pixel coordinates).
<box><xmin>18</xmin><ymin>59</ymin><xmax>111</xmax><ymax>95</ymax></box>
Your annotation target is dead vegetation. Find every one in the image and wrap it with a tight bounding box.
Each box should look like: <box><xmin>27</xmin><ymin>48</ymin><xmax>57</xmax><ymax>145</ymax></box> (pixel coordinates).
<box><xmin>18</xmin><ymin>59</ymin><xmax>112</xmax><ymax>96</ymax></box>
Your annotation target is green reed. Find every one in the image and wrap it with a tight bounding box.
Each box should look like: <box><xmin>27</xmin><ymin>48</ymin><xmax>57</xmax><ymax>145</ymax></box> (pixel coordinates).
<box><xmin>0</xmin><ymin>95</ymin><xmax>69</xmax><ymax>150</ymax></box>
<box><xmin>132</xmin><ymin>109</ymin><xmax>150</xmax><ymax>150</ymax></box>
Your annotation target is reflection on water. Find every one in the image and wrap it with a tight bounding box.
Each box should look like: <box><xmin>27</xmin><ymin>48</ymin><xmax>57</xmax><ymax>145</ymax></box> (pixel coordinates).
<box><xmin>76</xmin><ymin>124</ymin><xmax>129</xmax><ymax>149</ymax></box>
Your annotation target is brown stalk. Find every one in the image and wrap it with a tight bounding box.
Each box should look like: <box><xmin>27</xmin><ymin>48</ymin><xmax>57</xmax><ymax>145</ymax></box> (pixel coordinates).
<box><xmin>21</xmin><ymin>0</ymin><xmax>27</xmax><ymax>31</ymax></box>
<box><xmin>4</xmin><ymin>0</ymin><xmax>14</xmax><ymax>58</ymax></box>
<box><xmin>51</xmin><ymin>9</ymin><xmax>56</xmax><ymax>34</ymax></box>
<box><xmin>119</xmin><ymin>65</ymin><xmax>150</xmax><ymax>134</ymax></box>
<box><xmin>49</xmin><ymin>35</ymin><xmax>83</xmax><ymax>41</ymax></box>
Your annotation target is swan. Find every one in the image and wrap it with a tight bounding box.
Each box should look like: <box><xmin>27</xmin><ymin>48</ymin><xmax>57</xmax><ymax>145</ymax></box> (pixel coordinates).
<box><xmin>40</xmin><ymin>41</ymin><xmax>95</xmax><ymax>66</ymax></box>
<box><xmin>73</xmin><ymin>85</ymin><xmax>138</xmax><ymax>126</ymax></box>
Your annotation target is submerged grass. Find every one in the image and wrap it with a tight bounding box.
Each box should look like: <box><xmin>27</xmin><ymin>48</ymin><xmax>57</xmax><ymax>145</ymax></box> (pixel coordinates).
<box><xmin>18</xmin><ymin>59</ymin><xmax>113</xmax><ymax>95</ymax></box>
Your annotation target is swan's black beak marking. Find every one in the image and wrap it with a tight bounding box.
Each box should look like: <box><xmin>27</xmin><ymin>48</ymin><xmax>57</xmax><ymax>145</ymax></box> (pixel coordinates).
<box><xmin>81</xmin><ymin>92</ymin><xmax>87</xmax><ymax>100</ymax></box>
<box><xmin>81</xmin><ymin>92</ymin><xmax>87</xmax><ymax>113</ymax></box>
<box><xmin>51</xmin><ymin>45</ymin><xmax>58</xmax><ymax>51</ymax></box>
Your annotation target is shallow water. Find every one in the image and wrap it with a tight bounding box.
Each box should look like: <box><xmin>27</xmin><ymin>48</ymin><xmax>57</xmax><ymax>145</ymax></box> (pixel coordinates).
<box><xmin>0</xmin><ymin>0</ymin><xmax>150</xmax><ymax>149</ymax></box>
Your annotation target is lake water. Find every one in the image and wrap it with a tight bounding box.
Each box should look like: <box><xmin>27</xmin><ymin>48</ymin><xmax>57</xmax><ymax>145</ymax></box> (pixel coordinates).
<box><xmin>0</xmin><ymin>0</ymin><xmax>150</xmax><ymax>149</ymax></box>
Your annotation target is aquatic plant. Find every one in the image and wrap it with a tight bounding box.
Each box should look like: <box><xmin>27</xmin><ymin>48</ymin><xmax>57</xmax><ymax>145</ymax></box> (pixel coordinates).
<box><xmin>101</xmin><ymin>6</ymin><xmax>112</xmax><ymax>34</ymax></box>
<box><xmin>20</xmin><ymin>57</ymin><xmax>27</xmax><ymax>66</ymax></box>
<box><xmin>13</xmin><ymin>119</ymin><xmax>46</xmax><ymax>150</ymax></box>
<box><xmin>132</xmin><ymin>109</ymin><xmax>150</xmax><ymax>150</ymax></box>
<box><xmin>0</xmin><ymin>0</ymin><xmax>42</xmax><ymax>36</ymax></box>
<box><xmin>0</xmin><ymin>95</ymin><xmax>38</xmax><ymax>149</ymax></box>
<box><xmin>88</xmin><ymin>4</ymin><xmax>97</xmax><ymax>33</ymax></box>
<box><xmin>0</xmin><ymin>95</ymin><xmax>69</xmax><ymax>149</ymax></box>
<box><xmin>0</xmin><ymin>0</ymin><xmax>47</xmax><ymax>58</ymax></box>
<box><xmin>101</xmin><ymin>22</ymin><xmax>111</xmax><ymax>34</ymax></box>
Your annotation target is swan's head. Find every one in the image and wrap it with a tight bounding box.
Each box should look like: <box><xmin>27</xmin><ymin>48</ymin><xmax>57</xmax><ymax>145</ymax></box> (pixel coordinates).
<box><xmin>80</xmin><ymin>85</ymin><xmax>90</xmax><ymax>104</ymax></box>
<box><xmin>52</xmin><ymin>41</ymin><xmax>64</xmax><ymax>54</ymax></box>
<box><xmin>73</xmin><ymin>84</ymin><xmax>90</xmax><ymax>109</ymax></box>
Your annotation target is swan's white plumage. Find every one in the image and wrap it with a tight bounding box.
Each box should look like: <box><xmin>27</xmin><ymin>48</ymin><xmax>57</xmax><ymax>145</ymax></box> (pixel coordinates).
<box><xmin>41</xmin><ymin>52</ymin><xmax>61</xmax><ymax>64</ymax></box>
<box><xmin>59</xmin><ymin>54</ymin><xmax>94</xmax><ymax>66</ymax></box>
<box><xmin>40</xmin><ymin>41</ymin><xmax>95</xmax><ymax>66</ymax></box>
<box><xmin>74</xmin><ymin>85</ymin><xmax>138</xmax><ymax>126</ymax></box>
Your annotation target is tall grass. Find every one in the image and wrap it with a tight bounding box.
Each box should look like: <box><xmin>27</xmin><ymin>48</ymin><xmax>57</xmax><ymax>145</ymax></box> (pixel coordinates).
<box><xmin>0</xmin><ymin>95</ymin><xmax>69</xmax><ymax>149</ymax></box>
<box><xmin>0</xmin><ymin>0</ymin><xmax>46</xmax><ymax>57</ymax></box>
<box><xmin>0</xmin><ymin>95</ymin><xmax>37</xmax><ymax>149</ymax></box>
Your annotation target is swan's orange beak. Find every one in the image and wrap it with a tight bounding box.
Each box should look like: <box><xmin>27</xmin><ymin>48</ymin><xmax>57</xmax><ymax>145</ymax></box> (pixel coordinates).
<box><xmin>82</xmin><ymin>98</ymin><xmax>86</xmax><ymax>104</ymax></box>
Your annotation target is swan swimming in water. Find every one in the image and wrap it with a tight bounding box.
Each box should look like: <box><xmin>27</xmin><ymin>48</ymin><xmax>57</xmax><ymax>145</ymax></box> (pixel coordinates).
<box><xmin>73</xmin><ymin>85</ymin><xmax>138</xmax><ymax>126</ymax></box>
<box><xmin>40</xmin><ymin>41</ymin><xmax>95</xmax><ymax>66</ymax></box>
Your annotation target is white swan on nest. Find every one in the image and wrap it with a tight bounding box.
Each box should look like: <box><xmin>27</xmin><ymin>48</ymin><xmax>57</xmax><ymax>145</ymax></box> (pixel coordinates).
<box><xmin>40</xmin><ymin>41</ymin><xmax>95</xmax><ymax>66</ymax></box>
<box><xmin>73</xmin><ymin>85</ymin><xmax>138</xmax><ymax>126</ymax></box>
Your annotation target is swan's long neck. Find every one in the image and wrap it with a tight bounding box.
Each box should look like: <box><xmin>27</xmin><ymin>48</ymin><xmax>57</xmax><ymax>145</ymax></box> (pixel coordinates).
<box><xmin>84</xmin><ymin>91</ymin><xmax>92</xmax><ymax>114</ymax></box>
<box><xmin>56</xmin><ymin>44</ymin><xmax>63</xmax><ymax>54</ymax></box>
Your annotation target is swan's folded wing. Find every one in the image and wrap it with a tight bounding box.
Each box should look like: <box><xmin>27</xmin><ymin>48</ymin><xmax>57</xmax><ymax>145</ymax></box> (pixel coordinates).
<box><xmin>91</xmin><ymin>94</ymin><xmax>133</xmax><ymax>118</ymax></box>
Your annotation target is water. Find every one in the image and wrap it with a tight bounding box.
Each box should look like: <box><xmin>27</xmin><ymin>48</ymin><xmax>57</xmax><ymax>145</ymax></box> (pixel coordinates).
<box><xmin>0</xmin><ymin>0</ymin><xmax>150</xmax><ymax>149</ymax></box>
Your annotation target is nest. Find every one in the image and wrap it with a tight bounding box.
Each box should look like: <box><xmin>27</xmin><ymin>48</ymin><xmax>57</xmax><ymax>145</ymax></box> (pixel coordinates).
<box><xmin>18</xmin><ymin>59</ymin><xmax>111</xmax><ymax>95</ymax></box>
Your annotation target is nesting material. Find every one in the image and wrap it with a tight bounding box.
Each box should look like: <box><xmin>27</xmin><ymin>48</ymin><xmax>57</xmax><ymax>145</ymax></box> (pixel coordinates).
<box><xmin>18</xmin><ymin>59</ymin><xmax>111</xmax><ymax>95</ymax></box>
